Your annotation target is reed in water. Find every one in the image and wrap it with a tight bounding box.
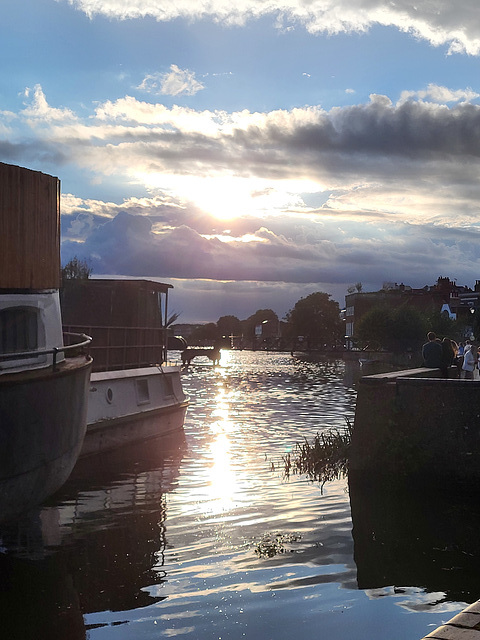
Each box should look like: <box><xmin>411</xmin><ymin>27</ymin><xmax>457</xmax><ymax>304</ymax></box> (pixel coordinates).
<box><xmin>283</xmin><ymin>419</ymin><xmax>352</xmax><ymax>488</ymax></box>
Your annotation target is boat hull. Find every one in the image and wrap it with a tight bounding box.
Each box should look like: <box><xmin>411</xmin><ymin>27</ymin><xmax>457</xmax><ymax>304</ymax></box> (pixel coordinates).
<box><xmin>82</xmin><ymin>366</ymin><xmax>189</xmax><ymax>457</ymax></box>
<box><xmin>0</xmin><ymin>356</ymin><xmax>92</xmax><ymax>523</ymax></box>
<box><xmin>81</xmin><ymin>402</ymin><xmax>189</xmax><ymax>457</ymax></box>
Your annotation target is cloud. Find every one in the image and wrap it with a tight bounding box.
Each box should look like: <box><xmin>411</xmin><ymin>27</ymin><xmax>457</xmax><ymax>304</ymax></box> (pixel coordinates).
<box><xmin>163</xmin><ymin>278</ymin><xmax>338</xmax><ymax>323</ymax></box>
<box><xmin>398</xmin><ymin>83</ymin><xmax>480</xmax><ymax>104</ymax></box>
<box><xmin>138</xmin><ymin>65</ymin><xmax>205</xmax><ymax>97</ymax></box>
<box><xmin>12</xmin><ymin>83</ymin><xmax>480</xmax><ymax>230</ymax></box>
<box><xmin>61</xmin><ymin>208</ymin><xmax>480</xmax><ymax>295</ymax></box>
<box><xmin>64</xmin><ymin>0</ymin><xmax>480</xmax><ymax>55</ymax></box>
<box><xmin>7</xmin><ymin>83</ymin><xmax>480</xmax><ymax>319</ymax></box>
<box><xmin>22</xmin><ymin>85</ymin><xmax>77</xmax><ymax>123</ymax></box>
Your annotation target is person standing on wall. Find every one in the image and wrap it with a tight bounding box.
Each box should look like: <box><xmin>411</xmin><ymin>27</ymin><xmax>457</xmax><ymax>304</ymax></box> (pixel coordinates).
<box><xmin>441</xmin><ymin>337</ymin><xmax>456</xmax><ymax>378</ymax></box>
<box><xmin>462</xmin><ymin>344</ymin><xmax>477</xmax><ymax>379</ymax></box>
<box><xmin>422</xmin><ymin>332</ymin><xmax>443</xmax><ymax>368</ymax></box>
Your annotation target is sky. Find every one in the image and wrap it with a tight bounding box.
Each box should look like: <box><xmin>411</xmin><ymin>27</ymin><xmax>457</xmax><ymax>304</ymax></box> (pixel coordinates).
<box><xmin>3</xmin><ymin>0</ymin><xmax>480</xmax><ymax>322</ymax></box>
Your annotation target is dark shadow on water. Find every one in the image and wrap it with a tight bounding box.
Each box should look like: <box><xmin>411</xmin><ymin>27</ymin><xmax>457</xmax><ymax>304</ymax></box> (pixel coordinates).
<box><xmin>349</xmin><ymin>474</ymin><xmax>480</xmax><ymax>604</ymax></box>
<box><xmin>0</xmin><ymin>431</ymin><xmax>187</xmax><ymax>640</ymax></box>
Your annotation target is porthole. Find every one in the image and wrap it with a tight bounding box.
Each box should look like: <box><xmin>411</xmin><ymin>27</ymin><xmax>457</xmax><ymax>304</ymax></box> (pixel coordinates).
<box><xmin>106</xmin><ymin>387</ymin><xmax>113</xmax><ymax>404</ymax></box>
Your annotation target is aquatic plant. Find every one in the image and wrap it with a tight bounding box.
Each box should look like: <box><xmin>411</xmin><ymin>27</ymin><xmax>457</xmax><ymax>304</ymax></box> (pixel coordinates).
<box><xmin>254</xmin><ymin>532</ymin><xmax>302</xmax><ymax>558</ymax></box>
<box><xmin>283</xmin><ymin>419</ymin><xmax>352</xmax><ymax>488</ymax></box>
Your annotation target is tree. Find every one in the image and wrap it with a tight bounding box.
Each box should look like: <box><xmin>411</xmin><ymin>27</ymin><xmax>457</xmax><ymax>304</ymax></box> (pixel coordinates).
<box><xmin>356</xmin><ymin>304</ymin><xmax>427</xmax><ymax>352</ymax></box>
<box><xmin>390</xmin><ymin>306</ymin><xmax>427</xmax><ymax>352</ymax></box>
<box><xmin>242</xmin><ymin>309</ymin><xmax>279</xmax><ymax>340</ymax></box>
<box><xmin>217</xmin><ymin>315</ymin><xmax>242</xmax><ymax>338</ymax></box>
<box><xmin>423</xmin><ymin>309</ymin><xmax>462</xmax><ymax>342</ymax></box>
<box><xmin>355</xmin><ymin>305</ymin><xmax>392</xmax><ymax>350</ymax></box>
<box><xmin>285</xmin><ymin>292</ymin><xmax>342</xmax><ymax>349</ymax></box>
<box><xmin>188</xmin><ymin>323</ymin><xmax>219</xmax><ymax>346</ymax></box>
<box><xmin>61</xmin><ymin>256</ymin><xmax>92</xmax><ymax>282</ymax></box>
<box><xmin>472</xmin><ymin>309</ymin><xmax>480</xmax><ymax>341</ymax></box>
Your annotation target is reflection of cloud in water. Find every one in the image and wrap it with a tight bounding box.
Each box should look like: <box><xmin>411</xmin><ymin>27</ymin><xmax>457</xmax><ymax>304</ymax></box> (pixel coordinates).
<box><xmin>264</xmin><ymin>565</ymin><xmax>357</xmax><ymax>592</ymax></box>
<box><xmin>364</xmin><ymin>586</ymin><xmax>467</xmax><ymax>615</ymax></box>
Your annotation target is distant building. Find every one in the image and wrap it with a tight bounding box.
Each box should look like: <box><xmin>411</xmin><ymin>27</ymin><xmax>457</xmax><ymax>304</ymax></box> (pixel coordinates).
<box><xmin>459</xmin><ymin>280</ymin><xmax>480</xmax><ymax>310</ymax></box>
<box><xmin>345</xmin><ymin>277</ymin><xmax>474</xmax><ymax>347</ymax></box>
<box><xmin>171</xmin><ymin>323</ymin><xmax>205</xmax><ymax>340</ymax></box>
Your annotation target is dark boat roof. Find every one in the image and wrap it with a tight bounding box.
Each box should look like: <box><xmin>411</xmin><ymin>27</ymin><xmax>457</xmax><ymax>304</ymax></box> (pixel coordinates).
<box><xmin>89</xmin><ymin>278</ymin><xmax>173</xmax><ymax>292</ymax></box>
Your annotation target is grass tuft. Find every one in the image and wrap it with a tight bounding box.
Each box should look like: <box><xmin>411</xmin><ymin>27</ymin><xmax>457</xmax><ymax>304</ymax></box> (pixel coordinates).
<box><xmin>283</xmin><ymin>418</ymin><xmax>352</xmax><ymax>488</ymax></box>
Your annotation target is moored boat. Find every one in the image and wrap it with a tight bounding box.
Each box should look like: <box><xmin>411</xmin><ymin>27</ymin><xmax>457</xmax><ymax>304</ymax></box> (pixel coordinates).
<box><xmin>82</xmin><ymin>365</ymin><xmax>188</xmax><ymax>457</ymax></box>
<box><xmin>61</xmin><ymin>278</ymin><xmax>189</xmax><ymax>456</ymax></box>
<box><xmin>0</xmin><ymin>162</ymin><xmax>93</xmax><ymax>523</ymax></box>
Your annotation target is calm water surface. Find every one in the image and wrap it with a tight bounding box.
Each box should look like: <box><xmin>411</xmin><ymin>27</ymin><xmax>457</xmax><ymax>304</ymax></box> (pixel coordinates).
<box><xmin>1</xmin><ymin>351</ymin><xmax>479</xmax><ymax>639</ymax></box>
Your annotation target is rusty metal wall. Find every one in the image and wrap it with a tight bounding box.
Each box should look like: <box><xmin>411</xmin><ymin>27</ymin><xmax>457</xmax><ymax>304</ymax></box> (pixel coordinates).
<box><xmin>0</xmin><ymin>162</ymin><xmax>60</xmax><ymax>290</ymax></box>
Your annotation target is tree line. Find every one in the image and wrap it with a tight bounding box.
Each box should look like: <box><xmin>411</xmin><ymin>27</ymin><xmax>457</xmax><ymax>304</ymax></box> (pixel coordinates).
<box><xmin>61</xmin><ymin>257</ymin><xmax>344</xmax><ymax>350</ymax></box>
<box><xmin>188</xmin><ymin>297</ymin><xmax>478</xmax><ymax>353</ymax></box>
<box><xmin>185</xmin><ymin>292</ymin><xmax>344</xmax><ymax>350</ymax></box>
<box><xmin>63</xmin><ymin>256</ymin><xmax>475</xmax><ymax>353</ymax></box>
<box><xmin>355</xmin><ymin>304</ymin><xmax>475</xmax><ymax>353</ymax></box>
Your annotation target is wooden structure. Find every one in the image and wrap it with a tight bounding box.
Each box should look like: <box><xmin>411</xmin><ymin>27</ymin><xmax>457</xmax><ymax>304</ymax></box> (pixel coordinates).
<box><xmin>62</xmin><ymin>279</ymin><xmax>172</xmax><ymax>372</ymax></box>
<box><xmin>0</xmin><ymin>162</ymin><xmax>60</xmax><ymax>290</ymax></box>
<box><xmin>0</xmin><ymin>163</ymin><xmax>93</xmax><ymax>523</ymax></box>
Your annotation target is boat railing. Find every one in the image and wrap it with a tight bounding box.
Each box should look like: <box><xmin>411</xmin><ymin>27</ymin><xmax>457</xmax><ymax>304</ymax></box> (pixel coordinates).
<box><xmin>62</xmin><ymin>324</ymin><xmax>167</xmax><ymax>372</ymax></box>
<box><xmin>0</xmin><ymin>332</ymin><xmax>92</xmax><ymax>371</ymax></box>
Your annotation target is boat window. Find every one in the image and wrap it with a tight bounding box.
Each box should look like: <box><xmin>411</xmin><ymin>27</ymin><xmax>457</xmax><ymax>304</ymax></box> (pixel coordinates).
<box><xmin>0</xmin><ymin>307</ymin><xmax>38</xmax><ymax>354</ymax></box>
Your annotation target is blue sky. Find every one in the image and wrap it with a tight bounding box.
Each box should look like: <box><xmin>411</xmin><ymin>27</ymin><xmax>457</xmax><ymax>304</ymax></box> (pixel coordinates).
<box><xmin>3</xmin><ymin>0</ymin><xmax>480</xmax><ymax>322</ymax></box>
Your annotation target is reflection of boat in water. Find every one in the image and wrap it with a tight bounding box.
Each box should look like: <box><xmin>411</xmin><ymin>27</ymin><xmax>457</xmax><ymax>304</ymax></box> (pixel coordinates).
<box><xmin>61</xmin><ymin>278</ymin><xmax>189</xmax><ymax>457</ymax></box>
<box><xmin>0</xmin><ymin>163</ymin><xmax>93</xmax><ymax>524</ymax></box>
<box><xmin>0</xmin><ymin>431</ymin><xmax>186</xmax><ymax>640</ymax></box>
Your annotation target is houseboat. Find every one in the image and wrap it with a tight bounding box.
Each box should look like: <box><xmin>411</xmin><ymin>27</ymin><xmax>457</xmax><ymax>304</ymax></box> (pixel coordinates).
<box><xmin>61</xmin><ymin>278</ymin><xmax>189</xmax><ymax>457</ymax></box>
<box><xmin>0</xmin><ymin>163</ymin><xmax>92</xmax><ymax>523</ymax></box>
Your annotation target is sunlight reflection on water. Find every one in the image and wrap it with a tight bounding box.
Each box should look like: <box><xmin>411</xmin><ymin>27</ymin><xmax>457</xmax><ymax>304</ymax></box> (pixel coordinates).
<box><xmin>1</xmin><ymin>350</ymin><xmax>474</xmax><ymax>640</ymax></box>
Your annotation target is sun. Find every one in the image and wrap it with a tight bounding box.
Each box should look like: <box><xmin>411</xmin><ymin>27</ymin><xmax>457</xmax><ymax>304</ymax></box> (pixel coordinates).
<box><xmin>142</xmin><ymin>171</ymin><xmax>322</xmax><ymax>222</ymax></box>
<box><xmin>188</xmin><ymin>176</ymin><xmax>259</xmax><ymax>221</ymax></box>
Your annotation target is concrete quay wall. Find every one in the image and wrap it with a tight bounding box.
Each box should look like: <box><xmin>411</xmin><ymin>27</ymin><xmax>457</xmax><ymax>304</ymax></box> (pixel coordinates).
<box><xmin>420</xmin><ymin>600</ymin><xmax>480</xmax><ymax>639</ymax></box>
<box><xmin>351</xmin><ymin>367</ymin><xmax>480</xmax><ymax>481</ymax></box>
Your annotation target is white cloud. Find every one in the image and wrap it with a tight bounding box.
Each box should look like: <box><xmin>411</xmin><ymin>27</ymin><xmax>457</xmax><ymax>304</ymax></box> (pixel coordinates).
<box><xmin>15</xmin><ymin>84</ymin><xmax>480</xmax><ymax>232</ymax></box>
<box><xmin>398</xmin><ymin>83</ymin><xmax>480</xmax><ymax>104</ymax></box>
<box><xmin>94</xmin><ymin>96</ymin><xmax>226</xmax><ymax>133</ymax></box>
<box><xmin>21</xmin><ymin>85</ymin><xmax>77</xmax><ymax>123</ymax></box>
<box><xmin>138</xmin><ymin>65</ymin><xmax>205</xmax><ymax>97</ymax></box>
<box><xmin>64</xmin><ymin>0</ymin><xmax>480</xmax><ymax>55</ymax></box>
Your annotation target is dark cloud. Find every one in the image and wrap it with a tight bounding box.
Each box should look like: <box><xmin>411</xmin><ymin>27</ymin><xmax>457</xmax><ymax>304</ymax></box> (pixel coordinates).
<box><xmin>61</xmin><ymin>210</ymin><xmax>480</xmax><ymax>296</ymax></box>
<box><xmin>161</xmin><ymin>101</ymin><xmax>480</xmax><ymax>166</ymax></box>
<box><xmin>0</xmin><ymin>140</ymin><xmax>68</xmax><ymax>168</ymax></box>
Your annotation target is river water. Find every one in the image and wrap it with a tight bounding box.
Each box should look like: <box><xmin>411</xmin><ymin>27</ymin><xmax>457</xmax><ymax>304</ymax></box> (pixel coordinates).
<box><xmin>2</xmin><ymin>351</ymin><xmax>480</xmax><ymax>639</ymax></box>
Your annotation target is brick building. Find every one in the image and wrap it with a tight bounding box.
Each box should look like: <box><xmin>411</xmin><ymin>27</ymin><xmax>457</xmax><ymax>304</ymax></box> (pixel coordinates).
<box><xmin>345</xmin><ymin>277</ymin><xmax>474</xmax><ymax>348</ymax></box>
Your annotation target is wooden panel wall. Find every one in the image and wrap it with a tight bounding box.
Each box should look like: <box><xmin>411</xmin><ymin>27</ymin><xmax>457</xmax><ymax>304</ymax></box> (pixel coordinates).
<box><xmin>0</xmin><ymin>162</ymin><xmax>60</xmax><ymax>290</ymax></box>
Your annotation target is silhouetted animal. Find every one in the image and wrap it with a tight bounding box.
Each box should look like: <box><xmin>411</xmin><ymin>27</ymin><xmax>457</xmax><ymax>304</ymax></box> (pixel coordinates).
<box><xmin>181</xmin><ymin>347</ymin><xmax>221</xmax><ymax>367</ymax></box>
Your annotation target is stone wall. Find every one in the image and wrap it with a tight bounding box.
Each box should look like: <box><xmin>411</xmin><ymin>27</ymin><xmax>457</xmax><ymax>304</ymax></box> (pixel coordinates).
<box><xmin>351</xmin><ymin>368</ymin><xmax>480</xmax><ymax>482</ymax></box>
